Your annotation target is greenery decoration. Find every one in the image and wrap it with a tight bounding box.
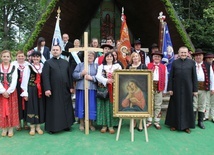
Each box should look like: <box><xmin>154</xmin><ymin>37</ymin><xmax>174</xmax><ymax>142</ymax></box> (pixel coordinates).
<box><xmin>161</xmin><ymin>0</ymin><xmax>195</xmax><ymax>51</ymax></box>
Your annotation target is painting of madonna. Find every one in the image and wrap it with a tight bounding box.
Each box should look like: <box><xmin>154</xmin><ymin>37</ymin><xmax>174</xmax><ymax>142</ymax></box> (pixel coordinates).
<box><xmin>121</xmin><ymin>80</ymin><xmax>146</xmax><ymax>112</ymax></box>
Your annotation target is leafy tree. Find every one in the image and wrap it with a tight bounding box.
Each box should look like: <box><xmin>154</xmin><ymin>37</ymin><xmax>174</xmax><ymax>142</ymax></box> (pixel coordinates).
<box><xmin>171</xmin><ymin>0</ymin><xmax>214</xmax><ymax>52</ymax></box>
<box><xmin>0</xmin><ymin>0</ymin><xmax>48</xmax><ymax>51</ymax></box>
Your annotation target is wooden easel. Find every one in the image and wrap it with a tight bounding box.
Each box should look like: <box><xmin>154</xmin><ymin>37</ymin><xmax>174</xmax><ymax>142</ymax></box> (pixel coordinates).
<box><xmin>69</xmin><ymin>32</ymin><xmax>103</xmax><ymax>135</ymax></box>
<box><xmin>116</xmin><ymin>118</ymin><xmax>149</xmax><ymax>142</ymax></box>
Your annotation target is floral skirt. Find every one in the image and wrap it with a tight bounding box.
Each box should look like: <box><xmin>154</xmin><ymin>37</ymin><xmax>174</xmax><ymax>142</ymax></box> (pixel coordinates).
<box><xmin>96</xmin><ymin>98</ymin><xmax>118</xmax><ymax>127</ymax></box>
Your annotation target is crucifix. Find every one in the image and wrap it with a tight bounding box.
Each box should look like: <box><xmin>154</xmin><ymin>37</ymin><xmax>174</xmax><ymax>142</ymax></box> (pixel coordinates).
<box><xmin>69</xmin><ymin>32</ymin><xmax>103</xmax><ymax>134</ymax></box>
<box><xmin>158</xmin><ymin>12</ymin><xmax>166</xmax><ymax>53</ymax></box>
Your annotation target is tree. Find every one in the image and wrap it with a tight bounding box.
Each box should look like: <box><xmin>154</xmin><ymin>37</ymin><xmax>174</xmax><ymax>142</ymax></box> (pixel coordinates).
<box><xmin>171</xmin><ymin>0</ymin><xmax>214</xmax><ymax>52</ymax></box>
<box><xmin>0</xmin><ymin>0</ymin><xmax>48</xmax><ymax>51</ymax></box>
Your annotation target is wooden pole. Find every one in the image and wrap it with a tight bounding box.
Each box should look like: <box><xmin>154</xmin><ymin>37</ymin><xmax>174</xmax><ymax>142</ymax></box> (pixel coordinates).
<box><xmin>83</xmin><ymin>32</ymin><xmax>89</xmax><ymax>135</ymax></box>
<box><xmin>69</xmin><ymin>32</ymin><xmax>103</xmax><ymax>135</ymax></box>
<box><xmin>158</xmin><ymin>12</ymin><xmax>166</xmax><ymax>53</ymax></box>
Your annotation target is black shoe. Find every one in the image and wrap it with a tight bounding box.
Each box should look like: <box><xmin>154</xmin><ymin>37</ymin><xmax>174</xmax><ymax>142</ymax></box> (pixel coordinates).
<box><xmin>184</xmin><ymin>128</ymin><xmax>191</xmax><ymax>134</ymax></box>
<box><xmin>198</xmin><ymin>112</ymin><xmax>205</xmax><ymax>129</ymax></box>
<box><xmin>198</xmin><ymin>122</ymin><xmax>205</xmax><ymax>129</ymax></box>
<box><xmin>48</xmin><ymin>131</ymin><xmax>56</xmax><ymax>134</ymax></box>
<box><xmin>64</xmin><ymin>127</ymin><xmax>71</xmax><ymax>131</ymax></box>
<box><xmin>212</xmin><ymin>119</ymin><xmax>214</xmax><ymax>123</ymax></box>
<box><xmin>113</xmin><ymin>126</ymin><xmax>118</xmax><ymax>128</ymax></box>
<box><xmin>137</xmin><ymin>128</ymin><xmax>143</xmax><ymax>132</ymax></box>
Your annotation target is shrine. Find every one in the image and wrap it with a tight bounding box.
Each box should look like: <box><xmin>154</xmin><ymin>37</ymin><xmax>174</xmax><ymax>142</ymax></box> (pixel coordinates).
<box><xmin>24</xmin><ymin>0</ymin><xmax>194</xmax><ymax>52</ymax></box>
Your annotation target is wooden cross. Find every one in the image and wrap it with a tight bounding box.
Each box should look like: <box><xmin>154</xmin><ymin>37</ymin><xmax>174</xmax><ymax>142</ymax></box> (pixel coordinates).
<box><xmin>158</xmin><ymin>12</ymin><xmax>166</xmax><ymax>23</ymax></box>
<box><xmin>69</xmin><ymin>32</ymin><xmax>103</xmax><ymax>134</ymax></box>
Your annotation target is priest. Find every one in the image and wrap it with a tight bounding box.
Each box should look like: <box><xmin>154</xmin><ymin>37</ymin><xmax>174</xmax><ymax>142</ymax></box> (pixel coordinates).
<box><xmin>165</xmin><ymin>46</ymin><xmax>198</xmax><ymax>133</ymax></box>
<box><xmin>42</xmin><ymin>45</ymin><xmax>75</xmax><ymax>134</ymax></box>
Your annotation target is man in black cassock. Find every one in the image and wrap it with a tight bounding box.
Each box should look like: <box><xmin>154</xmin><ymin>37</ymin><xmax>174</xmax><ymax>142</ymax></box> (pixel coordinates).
<box><xmin>165</xmin><ymin>46</ymin><xmax>198</xmax><ymax>133</ymax></box>
<box><xmin>42</xmin><ymin>45</ymin><xmax>75</xmax><ymax>134</ymax></box>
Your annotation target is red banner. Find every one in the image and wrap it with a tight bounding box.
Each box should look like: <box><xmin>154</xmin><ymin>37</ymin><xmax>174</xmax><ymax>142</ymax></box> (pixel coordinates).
<box><xmin>118</xmin><ymin>12</ymin><xmax>131</xmax><ymax>68</ymax></box>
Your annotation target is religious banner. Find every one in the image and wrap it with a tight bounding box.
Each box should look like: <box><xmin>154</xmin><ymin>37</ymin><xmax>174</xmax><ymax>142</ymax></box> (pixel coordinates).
<box><xmin>118</xmin><ymin>7</ymin><xmax>131</xmax><ymax>68</ymax></box>
<box><xmin>162</xmin><ymin>23</ymin><xmax>174</xmax><ymax>72</ymax></box>
<box><xmin>162</xmin><ymin>22</ymin><xmax>174</xmax><ymax>72</ymax></box>
<box><xmin>51</xmin><ymin>7</ymin><xmax>65</xmax><ymax>58</ymax></box>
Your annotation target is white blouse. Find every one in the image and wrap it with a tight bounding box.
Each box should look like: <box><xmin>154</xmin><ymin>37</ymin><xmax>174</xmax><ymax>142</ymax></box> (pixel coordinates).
<box><xmin>20</xmin><ymin>63</ymin><xmax>43</xmax><ymax>97</ymax></box>
<box><xmin>11</xmin><ymin>61</ymin><xmax>30</xmax><ymax>70</ymax></box>
<box><xmin>96</xmin><ymin>63</ymin><xmax>122</xmax><ymax>87</ymax></box>
<box><xmin>0</xmin><ymin>64</ymin><xmax>18</xmax><ymax>94</ymax></box>
<box><xmin>152</xmin><ymin>63</ymin><xmax>168</xmax><ymax>93</ymax></box>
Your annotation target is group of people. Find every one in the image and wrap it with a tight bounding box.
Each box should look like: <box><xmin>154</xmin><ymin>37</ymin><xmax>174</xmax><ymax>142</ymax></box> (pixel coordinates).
<box><xmin>0</xmin><ymin>33</ymin><xmax>213</xmax><ymax>138</ymax></box>
<box><xmin>0</xmin><ymin>38</ymin><xmax>74</xmax><ymax>137</ymax></box>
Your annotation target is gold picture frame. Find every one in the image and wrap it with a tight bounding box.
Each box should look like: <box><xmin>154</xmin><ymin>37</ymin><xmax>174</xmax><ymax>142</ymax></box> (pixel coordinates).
<box><xmin>113</xmin><ymin>70</ymin><xmax>153</xmax><ymax>118</ymax></box>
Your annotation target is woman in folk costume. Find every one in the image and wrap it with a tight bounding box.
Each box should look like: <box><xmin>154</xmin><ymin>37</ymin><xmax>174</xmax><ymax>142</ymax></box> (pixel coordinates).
<box><xmin>146</xmin><ymin>51</ymin><xmax>168</xmax><ymax>130</ymax></box>
<box><xmin>73</xmin><ymin>51</ymin><xmax>98</xmax><ymax>131</ymax></box>
<box><xmin>0</xmin><ymin>50</ymin><xmax>19</xmax><ymax>137</ymax></box>
<box><xmin>21</xmin><ymin>51</ymin><xmax>45</xmax><ymax>136</ymax></box>
<box><xmin>96</xmin><ymin>52</ymin><xmax>122</xmax><ymax>134</ymax></box>
<box><xmin>126</xmin><ymin>52</ymin><xmax>147</xmax><ymax>132</ymax></box>
<box><xmin>11</xmin><ymin>51</ymin><xmax>30</xmax><ymax>131</ymax></box>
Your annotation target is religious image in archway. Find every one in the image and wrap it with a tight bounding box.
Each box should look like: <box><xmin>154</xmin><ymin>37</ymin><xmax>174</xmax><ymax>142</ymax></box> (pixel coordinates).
<box><xmin>100</xmin><ymin>2</ymin><xmax>115</xmax><ymax>39</ymax></box>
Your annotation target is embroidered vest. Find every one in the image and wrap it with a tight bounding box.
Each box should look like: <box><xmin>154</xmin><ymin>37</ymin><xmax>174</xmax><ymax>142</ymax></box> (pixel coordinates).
<box><xmin>28</xmin><ymin>65</ymin><xmax>42</xmax><ymax>98</ymax></box>
<box><xmin>98</xmin><ymin>56</ymin><xmax>104</xmax><ymax>65</ymax></box>
<box><xmin>28</xmin><ymin>66</ymin><xmax>37</xmax><ymax>86</ymax></box>
<box><xmin>0</xmin><ymin>65</ymin><xmax>16</xmax><ymax>87</ymax></box>
<box><xmin>147</xmin><ymin>63</ymin><xmax>166</xmax><ymax>91</ymax></box>
<box><xmin>212</xmin><ymin>62</ymin><xmax>214</xmax><ymax>71</ymax></box>
<box><xmin>202</xmin><ymin>62</ymin><xmax>211</xmax><ymax>90</ymax></box>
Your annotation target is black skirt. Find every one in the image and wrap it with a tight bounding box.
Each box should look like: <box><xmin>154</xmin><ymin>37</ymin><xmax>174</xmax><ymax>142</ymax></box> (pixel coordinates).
<box><xmin>26</xmin><ymin>86</ymin><xmax>45</xmax><ymax>124</ymax></box>
<box><xmin>16</xmin><ymin>80</ymin><xmax>28</xmax><ymax>120</ymax></box>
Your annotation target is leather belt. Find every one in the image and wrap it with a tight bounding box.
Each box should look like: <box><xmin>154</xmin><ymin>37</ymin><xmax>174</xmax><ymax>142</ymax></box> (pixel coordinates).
<box><xmin>198</xmin><ymin>81</ymin><xmax>205</xmax><ymax>90</ymax></box>
<box><xmin>153</xmin><ymin>81</ymin><xmax>158</xmax><ymax>91</ymax></box>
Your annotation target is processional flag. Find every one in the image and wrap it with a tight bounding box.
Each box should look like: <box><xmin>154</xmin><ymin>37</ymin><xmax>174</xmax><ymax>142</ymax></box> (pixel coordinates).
<box><xmin>118</xmin><ymin>7</ymin><xmax>131</xmax><ymax>68</ymax></box>
<box><xmin>51</xmin><ymin>7</ymin><xmax>65</xmax><ymax>58</ymax></box>
<box><xmin>161</xmin><ymin>21</ymin><xmax>174</xmax><ymax>72</ymax></box>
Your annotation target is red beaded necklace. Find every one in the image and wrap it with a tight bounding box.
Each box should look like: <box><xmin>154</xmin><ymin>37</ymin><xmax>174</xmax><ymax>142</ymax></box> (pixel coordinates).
<box><xmin>32</xmin><ymin>63</ymin><xmax>41</xmax><ymax>73</ymax></box>
<box><xmin>1</xmin><ymin>63</ymin><xmax>10</xmax><ymax>88</ymax></box>
<box><xmin>2</xmin><ymin>63</ymin><xmax>10</xmax><ymax>73</ymax></box>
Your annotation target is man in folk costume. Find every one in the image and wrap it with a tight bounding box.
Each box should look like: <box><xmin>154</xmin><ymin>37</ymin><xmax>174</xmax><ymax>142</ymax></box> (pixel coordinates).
<box><xmin>192</xmin><ymin>49</ymin><xmax>214</xmax><ymax>129</ymax></box>
<box><xmin>94</xmin><ymin>44</ymin><xmax>113</xmax><ymax>65</ymax></box>
<box><xmin>131</xmin><ymin>39</ymin><xmax>150</xmax><ymax>66</ymax></box>
<box><xmin>212</xmin><ymin>57</ymin><xmax>214</xmax><ymax>123</ymax></box>
<box><xmin>203</xmin><ymin>53</ymin><xmax>214</xmax><ymax>122</ymax></box>
<box><xmin>148</xmin><ymin>43</ymin><xmax>159</xmax><ymax>61</ymax></box>
<box><xmin>146</xmin><ymin>51</ymin><xmax>168</xmax><ymax>129</ymax></box>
